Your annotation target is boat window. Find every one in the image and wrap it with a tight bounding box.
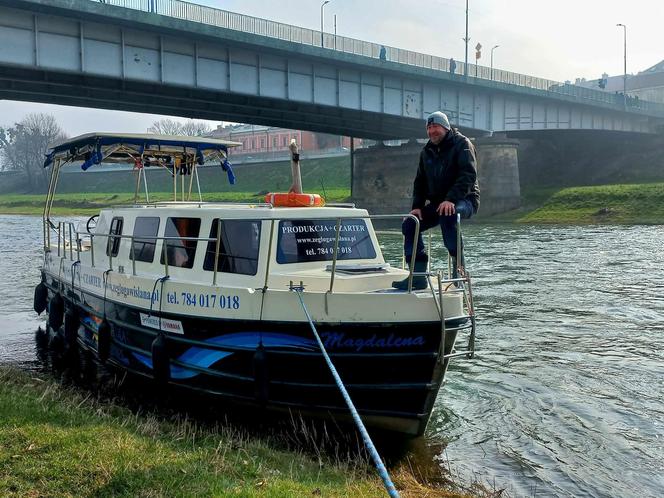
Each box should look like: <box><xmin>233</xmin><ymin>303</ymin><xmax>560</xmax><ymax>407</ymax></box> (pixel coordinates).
<box><xmin>106</xmin><ymin>217</ymin><xmax>123</xmax><ymax>257</ymax></box>
<box><xmin>130</xmin><ymin>217</ymin><xmax>160</xmax><ymax>263</ymax></box>
<box><xmin>160</xmin><ymin>217</ymin><xmax>201</xmax><ymax>269</ymax></box>
<box><xmin>276</xmin><ymin>219</ymin><xmax>376</xmax><ymax>264</ymax></box>
<box><xmin>203</xmin><ymin>220</ymin><xmax>261</xmax><ymax>275</ymax></box>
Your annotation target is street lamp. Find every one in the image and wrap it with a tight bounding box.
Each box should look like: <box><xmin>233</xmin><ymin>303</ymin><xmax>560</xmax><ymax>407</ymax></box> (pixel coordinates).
<box><xmin>334</xmin><ymin>14</ymin><xmax>338</xmax><ymax>50</ymax></box>
<box><xmin>616</xmin><ymin>23</ymin><xmax>627</xmax><ymax>105</ymax></box>
<box><xmin>490</xmin><ymin>44</ymin><xmax>499</xmax><ymax>80</ymax></box>
<box><xmin>320</xmin><ymin>0</ymin><xmax>330</xmax><ymax>47</ymax></box>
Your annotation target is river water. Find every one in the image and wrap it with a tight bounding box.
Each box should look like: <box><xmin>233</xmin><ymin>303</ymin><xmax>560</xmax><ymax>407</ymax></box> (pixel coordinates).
<box><xmin>1</xmin><ymin>215</ymin><xmax>662</xmax><ymax>497</ymax></box>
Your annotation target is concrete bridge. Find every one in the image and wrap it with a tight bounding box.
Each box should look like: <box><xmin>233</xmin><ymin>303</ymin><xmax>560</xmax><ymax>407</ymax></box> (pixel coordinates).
<box><xmin>2</xmin><ymin>0</ymin><xmax>664</xmax><ymax>139</ymax></box>
<box><xmin>1</xmin><ymin>0</ymin><xmax>663</xmax><ymax>214</ymax></box>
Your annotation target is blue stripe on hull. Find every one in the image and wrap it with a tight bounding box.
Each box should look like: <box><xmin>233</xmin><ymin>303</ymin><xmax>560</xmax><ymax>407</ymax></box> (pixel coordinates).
<box><xmin>132</xmin><ymin>332</ymin><xmax>318</xmax><ymax>379</ymax></box>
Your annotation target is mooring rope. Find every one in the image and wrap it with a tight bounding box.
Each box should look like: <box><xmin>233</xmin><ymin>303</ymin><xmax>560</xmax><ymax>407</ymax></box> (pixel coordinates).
<box><xmin>291</xmin><ymin>286</ymin><xmax>400</xmax><ymax>498</ymax></box>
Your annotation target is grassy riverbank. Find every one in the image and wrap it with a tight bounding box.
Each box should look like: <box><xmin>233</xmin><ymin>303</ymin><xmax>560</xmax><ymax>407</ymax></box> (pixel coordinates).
<box><xmin>517</xmin><ymin>183</ymin><xmax>664</xmax><ymax>224</ymax></box>
<box><xmin>0</xmin><ymin>365</ymin><xmax>480</xmax><ymax>497</ymax></box>
<box><xmin>0</xmin><ymin>189</ymin><xmax>351</xmax><ymax>216</ymax></box>
<box><xmin>2</xmin><ymin>183</ymin><xmax>661</xmax><ymax>224</ymax></box>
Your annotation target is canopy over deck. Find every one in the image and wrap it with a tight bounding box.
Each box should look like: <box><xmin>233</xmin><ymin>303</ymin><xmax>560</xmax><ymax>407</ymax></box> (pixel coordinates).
<box><xmin>44</xmin><ymin>132</ymin><xmax>241</xmax><ymax>171</ymax></box>
<box><xmin>42</xmin><ymin>133</ymin><xmax>243</xmax><ymax>220</ymax></box>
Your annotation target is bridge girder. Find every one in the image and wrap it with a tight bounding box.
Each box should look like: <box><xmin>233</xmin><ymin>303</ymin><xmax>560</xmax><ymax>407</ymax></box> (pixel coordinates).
<box><xmin>0</xmin><ymin>0</ymin><xmax>660</xmax><ymax>139</ymax></box>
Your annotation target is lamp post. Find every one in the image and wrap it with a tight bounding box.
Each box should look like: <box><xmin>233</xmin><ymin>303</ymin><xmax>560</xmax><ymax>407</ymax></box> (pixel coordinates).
<box><xmin>320</xmin><ymin>0</ymin><xmax>330</xmax><ymax>47</ymax></box>
<box><xmin>463</xmin><ymin>0</ymin><xmax>469</xmax><ymax>76</ymax></box>
<box><xmin>334</xmin><ymin>14</ymin><xmax>337</xmax><ymax>50</ymax></box>
<box><xmin>616</xmin><ymin>23</ymin><xmax>627</xmax><ymax>106</ymax></box>
<box><xmin>490</xmin><ymin>44</ymin><xmax>499</xmax><ymax>81</ymax></box>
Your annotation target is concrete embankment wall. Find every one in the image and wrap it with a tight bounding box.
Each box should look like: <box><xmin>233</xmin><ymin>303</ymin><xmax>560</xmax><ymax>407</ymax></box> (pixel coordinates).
<box><xmin>351</xmin><ymin>136</ymin><xmax>521</xmax><ymax>219</ymax></box>
<box><xmin>351</xmin><ymin>130</ymin><xmax>664</xmax><ymax>221</ymax></box>
<box><xmin>516</xmin><ymin>130</ymin><xmax>664</xmax><ymax>187</ymax></box>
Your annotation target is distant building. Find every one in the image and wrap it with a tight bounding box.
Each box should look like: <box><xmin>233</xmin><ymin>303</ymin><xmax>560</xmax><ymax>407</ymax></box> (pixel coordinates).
<box><xmin>576</xmin><ymin>60</ymin><xmax>664</xmax><ymax>104</ymax></box>
<box><xmin>628</xmin><ymin>60</ymin><xmax>664</xmax><ymax>103</ymax></box>
<box><xmin>209</xmin><ymin>124</ymin><xmax>357</xmax><ymax>160</ymax></box>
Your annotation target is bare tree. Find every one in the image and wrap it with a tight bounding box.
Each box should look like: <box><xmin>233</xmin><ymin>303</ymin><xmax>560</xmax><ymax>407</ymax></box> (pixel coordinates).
<box><xmin>0</xmin><ymin>113</ymin><xmax>67</xmax><ymax>192</ymax></box>
<box><xmin>147</xmin><ymin>118</ymin><xmax>213</xmax><ymax>137</ymax></box>
<box><xmin>179</xmin><ymin>120</ymin><xmax>213</xmax><ymax>137</ymax></box>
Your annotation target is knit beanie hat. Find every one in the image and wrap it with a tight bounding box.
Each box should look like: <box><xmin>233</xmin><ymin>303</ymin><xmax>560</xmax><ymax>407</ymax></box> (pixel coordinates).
<box><xmin>426</xmin><ymin>111</ymin><xmax>451</xmax><ymax>130</ymax></box>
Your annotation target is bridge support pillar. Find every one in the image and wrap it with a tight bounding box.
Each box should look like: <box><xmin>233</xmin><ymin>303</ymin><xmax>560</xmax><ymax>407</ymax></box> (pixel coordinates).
<box><xmin>474</xmin><ymin>135</ymin><xmax>521</xmax><ymax>216</ymax></box>
<box><xmin>351</xmin><ymin>141</ymin><xmax>421</xmax><ymax>217</ymax></box>
<box><xmin>352</xmin><ymin>135</ymin><xmax>521</xmax><ymax>218</ymax></box>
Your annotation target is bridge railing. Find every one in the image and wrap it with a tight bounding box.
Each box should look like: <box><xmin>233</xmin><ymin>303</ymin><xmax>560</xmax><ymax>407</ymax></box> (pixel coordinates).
<box><xmin>93</xmin><ymin>0</ymin><xmax>664</xmax><ymax>115</ymax></box>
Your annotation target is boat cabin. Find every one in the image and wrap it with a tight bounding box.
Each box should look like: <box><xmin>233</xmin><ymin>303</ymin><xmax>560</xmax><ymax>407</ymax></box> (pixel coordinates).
<box><xmin>85</xmin><ymin>203</ymin><xmax>397</xmax><ymax>293</ymax></box>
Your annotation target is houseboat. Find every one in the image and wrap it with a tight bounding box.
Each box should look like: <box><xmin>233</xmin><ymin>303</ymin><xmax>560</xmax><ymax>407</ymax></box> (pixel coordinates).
<box><xmin>34</xmin><ymin>133</ymin><xmax>476</xmax><ymax>437</ymax></box>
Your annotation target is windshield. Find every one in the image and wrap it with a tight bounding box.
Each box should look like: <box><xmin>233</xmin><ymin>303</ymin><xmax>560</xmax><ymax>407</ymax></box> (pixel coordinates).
<box><xmin>276</xmin><ymin>219</ymin><xmax>376</xmax><ymax>264</ymax></box>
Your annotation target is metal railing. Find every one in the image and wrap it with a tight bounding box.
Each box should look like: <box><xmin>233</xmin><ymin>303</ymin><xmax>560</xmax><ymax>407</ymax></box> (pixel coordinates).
<box><xmin>52</xmin><ymin>212</ymin><xmax>444</xmax><ymax>294</ymax></box>
<box><xmin>50</xmin><ymin>211</ymin><xmax>476</xmax><ymax>360</ymax></box>
<box><xmin>89</xmin><ymin>0</ymin><xmax>664</xmax><ymax>115</ymax></box>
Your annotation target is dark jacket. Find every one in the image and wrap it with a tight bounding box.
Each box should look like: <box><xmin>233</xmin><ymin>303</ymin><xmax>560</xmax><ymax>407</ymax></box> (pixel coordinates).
<box><xmin>411</xmin><ymin>129</ymin><xmax>480</xmax><ymax>212</ymax></box>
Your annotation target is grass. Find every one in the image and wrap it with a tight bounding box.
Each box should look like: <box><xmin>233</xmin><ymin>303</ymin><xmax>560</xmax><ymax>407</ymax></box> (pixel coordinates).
<box><xmin>55</xmin><ymin>156</ymin><xmax>351</xmax><ymax>195</ymax></box>
<box><xmin>0</xmin><ymin>188</ymin><xmax>352</xmax><ymax>216</ymax></box>
<box><xmin>3</xmin><ymin>182</ymin><xmax>663</xmax><ymax>225</ymax></box>
<box><xmin>0</xmin><ymin>365</ymin><xmax>483</xmax><ymax>497</ymax></box>
<box><xmin>475</xmin><ymin>186</ymin><xmax>562</xmax><ymax>223</ymax></box>
<box><xmin>3</xmin><ymin>152</ymin><xmax>664</xmax><ymax>224</ymax></box>
<box><xmin>517</xmin><ymin>182</ymin><xmax>664</xmax><ymax>224</ymax></box>
<box><xmin>0</xmin><ymin>155</ymin><xmax>353</xmax><ymax>215</ymax></box>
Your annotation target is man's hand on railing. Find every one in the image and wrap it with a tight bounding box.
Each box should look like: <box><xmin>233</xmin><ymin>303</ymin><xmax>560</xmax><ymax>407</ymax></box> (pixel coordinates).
<box><xmin>409</xmin><ymin>208</ymin><xmax>422</xmax><ymax>221</ymax></box>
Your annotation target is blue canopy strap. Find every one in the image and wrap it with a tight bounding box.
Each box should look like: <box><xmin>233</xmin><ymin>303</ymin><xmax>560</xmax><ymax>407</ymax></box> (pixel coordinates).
<box><xmin>81</xmin><ymin>139</ymin><xmax>104</xmax><ymax>171</ymax></box>
<box><xmin>221</xmin><ymin>158</ymin><xmax>236</xmax><ymax>185</ymax></box>
<box><xmin>43</xmin><ymin>151</ymin><xmax>56</xmax><ymax>169</ymax></box>
<box><xmin>195</xmin><ymin>145</ymin><xmax>235</xmax><ymax>185</ymax></box>
<box><xmin>195</xmin><ymin>148</ymin><xmax>205</xmax><ymax>166</ymax></box>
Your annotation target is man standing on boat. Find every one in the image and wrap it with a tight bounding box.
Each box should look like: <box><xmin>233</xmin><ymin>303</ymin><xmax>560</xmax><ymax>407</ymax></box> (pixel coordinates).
<box><xmin>392</xmin><ymin>111</ymin><xmax>480</xmax><ymax>290</ymax></box>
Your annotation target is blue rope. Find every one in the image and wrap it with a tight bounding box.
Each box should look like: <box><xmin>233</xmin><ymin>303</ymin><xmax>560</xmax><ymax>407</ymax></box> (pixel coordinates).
<box><xmin>293</xmin><ymin>288</ymin><xmax>400</xmax><ymax>498</ymax></box>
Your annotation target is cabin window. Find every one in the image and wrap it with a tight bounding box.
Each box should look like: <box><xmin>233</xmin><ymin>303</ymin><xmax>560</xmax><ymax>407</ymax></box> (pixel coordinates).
<box><xmin>130</xmin><ymin>217</ymin><xmax>160</xmax><ymax>263</ymax></box>
<box><xmin>276</xmin><ymin>219</ymin><xmax>376</xmax><ymax>264</ymax></box>
<box><xmin>203</xmin><ymin>220</ymin><xmax>261</xmax><ymax>275</ymax></box>
<box><xmin>106</xmin><ymin>217</ymin><xmax>123</xmax><ymax>257</ymax></box>
<box><xmin>160</xmin><ymin>217</ymin><xmax>201</xmax><ymax>269</ymax></box>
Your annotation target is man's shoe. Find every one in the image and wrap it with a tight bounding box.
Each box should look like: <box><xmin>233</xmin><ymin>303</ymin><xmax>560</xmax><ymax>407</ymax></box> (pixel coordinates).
<box><xmin>392</xmin><ymin>258</ymin><xmax>428</xmax><ymax>290</ymax></box>
<box><xmin>392</xmin><ymin>275</ymin><xmax>427</xmax><ymax>290</ymax></box>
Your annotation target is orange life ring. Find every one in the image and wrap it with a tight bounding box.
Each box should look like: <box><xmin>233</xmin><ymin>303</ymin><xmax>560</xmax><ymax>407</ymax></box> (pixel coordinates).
<box><xmin>265</xmin><ymin>192</ymin><xmax>325</xmax><ymax>207</ymax></box>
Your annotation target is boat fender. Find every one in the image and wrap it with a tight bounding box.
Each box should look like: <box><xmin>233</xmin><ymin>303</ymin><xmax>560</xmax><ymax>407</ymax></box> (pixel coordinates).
<box><xmin>64</xmin><ymin>308</ymin><xmax>79</xmax><ymax>347</ymax></box>
<box><xmin>48</xmin><ymin>293</ymin><xmax>64</xmax><ymax>330</ymax></box>
<box><xmin>265</xmin><ymin>192</ymin><xmax>325</xmax><ymax>207</ymax></box>
<box><xmin>34</xmin><ymin>282</ymin><xmax>48</xmax><ymax>315</ymax></box>
<box><xmin>253</xmin><ymin>343</ymin><xmax>269</xmax><ymax>405</ymax></box>
<box><xmin>151</xmin><ymin>334</ymin><xmax>170</xmax><ymax>384</ymax></box>
<box><xmin>97</xmin><ymin>318</ymin><xmax>111</xmax><ymax>363</ymax></box>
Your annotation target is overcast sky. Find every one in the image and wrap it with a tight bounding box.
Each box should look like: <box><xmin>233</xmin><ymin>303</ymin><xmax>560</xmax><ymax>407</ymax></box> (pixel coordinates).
<box><xmin>1</xmin><ymin>0</ymin><xmax>662</xmax><ymax>135</ymax></box>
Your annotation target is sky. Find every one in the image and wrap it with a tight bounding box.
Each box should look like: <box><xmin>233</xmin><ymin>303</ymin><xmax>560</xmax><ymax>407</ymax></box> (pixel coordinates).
<box><xmin>1</xmin><ymin>0</ymin><xmax>662</xmax><ymax>135</ymax></box>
